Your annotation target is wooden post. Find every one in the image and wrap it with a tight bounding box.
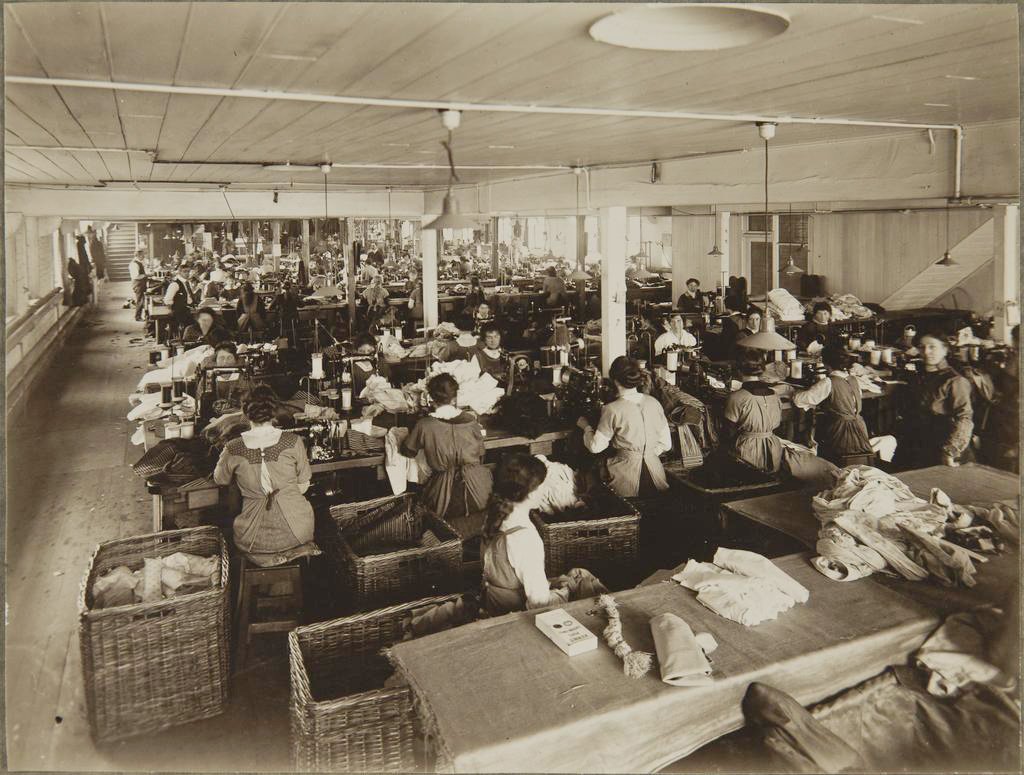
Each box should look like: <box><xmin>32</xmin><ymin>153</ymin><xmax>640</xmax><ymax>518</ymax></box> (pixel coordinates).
<box><xmin>271</xmin><ymin>220</ymin><xmax>282</xmax><ymax>272</ymax></box>
<box><xmin>421</xmin><ymin>228</ymin><xmax>440</xmax><ymax>330</ymax></box>
<box><xmin>490</xmin><ymin>216</ymin><xmax>500</xmax><ymax>278</ymax></box>
<box><xmin>717</xmin><ymin>210</ymin><xmax>731</xmax><ymax>292</ymax></box>
<box><xmin>346</xmin><ymin>218</ymin><xmax>357</xmax><ymax>332</ymax></box>
<box><xmin>993</xmin><ymin>203</ymin><xmax>1020</xmax><ymax>344</ymax></box>
<box><xmin>600</xmin><ymin>206</ymin><xmax>627</xmax><ymax>375</ymax></box>
<box><xmin>301</xmin><ymin>219</ymin><xmax>310</xmax><ymax>265</ymax></box>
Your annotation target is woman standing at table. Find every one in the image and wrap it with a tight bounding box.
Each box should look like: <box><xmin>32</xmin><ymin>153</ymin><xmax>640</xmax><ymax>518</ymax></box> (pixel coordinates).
<box><xmin>792</xmin><ymin>344</ymin><xmax>874</xmax><ymax>464</ymax></box>
<box><xmin>213</xmin><ymin>387</ymin><xmax>317</xmax><ymax>566</ymax></box>
<box><xmin>578</xmin><ymin>357</ymin><xmax>672</xmax><ymax>497</ymax></box>
<box><xmin>400</xmin><ymin>373</ymin><xmax>492</xmax><ymax>537</ymax></box>
<box><xmin>894</xmin><ymin>331</ymin><xmax>974</xmax><ymax>468</ymax></box>
<box><xmin>481</xmin><ymin>453</ymin><xmax>607</xmax><ymax>616</ymax></box>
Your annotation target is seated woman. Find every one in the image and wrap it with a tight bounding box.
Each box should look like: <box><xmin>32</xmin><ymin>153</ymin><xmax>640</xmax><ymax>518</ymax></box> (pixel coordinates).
<box><xmin>723</xmin><ymin>352</ymin><xmax>785</xmax><ymax>473</ymax></box>
<box><xmin>796</xmin><ymin>302</ymin><xmax>833</xmax><ymax>352</ymax></box>
<box><xmin>792</xmin><ymin>344</ymin><xmax>874</xmax><ymax>464</ymax></box>
<box><xmin>201</xmin><ymin>340</ymin><xmax>239</xmax><ymax>369</ymax></box>
<box><xmin>235</xmin><ymin>283</ymin><xmax>268</xmax><ymax>338</ymax></box>
<box><xmin>654</xmin><ymin>313</ymin><xmax>698</xmax><ymax>357</ymax></box>
<box><xmin>894</xmin><ymin>331</ymin><xmax>974</xmax><ymax>469</ymax></box>
<box><xmin>213</xmin><ymin>386</ymin><xmax>317</xmax><ymax>566</ymax></box>
<box><xmin>578</xmin><ymin>357</ymin><xmax>672</xmax><ymax>497</ymax></box>
<box><xmin>400</xmin><ymin>374</ymin><xmax>493</xmax><ymax>537</ymax></box>
<box><xmin>481</xmin><ymin>453</ymin><xmax>607</xmax><ymax>616</ymax></box>
<box><xmin>182</xmin><ymin>307</ymin><xmax>231</xmax><ymax>348</ymax></box>
<box><xmin>473</xmin><ymin>322</ymin><xmax>509</xmax><ymax>385</ymax></box>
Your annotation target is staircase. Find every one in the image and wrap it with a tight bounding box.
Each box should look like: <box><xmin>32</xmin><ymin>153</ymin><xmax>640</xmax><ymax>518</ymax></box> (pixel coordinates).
<box><xmin>880</xmin><ymin>219</ymin><xmax>995</xmax><ymax>309</ymax></box>
<box><xmin>104</xmin><ymin>222</ymin><xmax>139</xmax><ymax>281</ymax></box>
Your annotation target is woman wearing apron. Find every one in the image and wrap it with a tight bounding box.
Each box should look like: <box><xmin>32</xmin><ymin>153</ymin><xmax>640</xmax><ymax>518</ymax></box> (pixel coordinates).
<box><xmin>894</xmin><ymin>331</ymin><xmax>974</xmax><ymax>468</ymax></box>
<box><xmin>792</xmin><ymin>344</ymin><xmax>874</xmax><ymax>464</ymax></box>
<box><xmin>213</xmin><ymin>388</ymin><xmax>317</xmax><ymax>566</ymax></box>
<box><xmin>481</xmin><ymin>453</ymin><xmax>606</xmax><ymax>616</ymax></box>
<box><xmin>400</xmin><ymin>373</ymin><xmax>493</xmax><ymax>538</ymax></box>
<box><xmin>723</xmin><ymin>353</ymin><xmax>785</xmax><ymax>473</ymax></box>
<box><xmin>578</xmin><ymin>357</ymin><xmax>672</xmax><ymax>497</ymax></box>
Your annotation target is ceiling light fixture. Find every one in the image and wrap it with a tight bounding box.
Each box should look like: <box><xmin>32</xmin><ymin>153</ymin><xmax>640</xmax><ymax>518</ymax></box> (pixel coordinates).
<box><xmin>937</xmin><ymin>202</ymin><xmax>957</xmax><ymax>266</ymax></box>
<box><xmin>708</xmin><ymin>203</ymin><xmax>723</xmax><ymax>257</ymax></box>
<box><xmin>422</xmin><ymin>110</ymin><xmax>485</xmax><ymax>232</ymax></box>
<box><xmin>589</xmin><ymin>5</ymin><xmax>790</xmax><ymax>51</ymax></box>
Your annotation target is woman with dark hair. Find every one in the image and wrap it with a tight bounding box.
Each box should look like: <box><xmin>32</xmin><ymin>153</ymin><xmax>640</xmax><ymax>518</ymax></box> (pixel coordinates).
<box><xmin>792</xmin><ymin>344</ymin><xmax>874</xmax><ymax>464</ymax></box>
<box><xmin>796</xmin><ymin>302</ymin><xmax>833</xmax><ymax>351</ymax></box>
<box><xmin>541</xmin><ymin>265</ymin><xmax>567</xmax><ymax>307</ymax></box>
<box><xmin>481</xmin><ymin>453</ymin><xmax>607</xmax><ymax>615</ymax></box>
<box><xmin>213</xmin><ymin>385</ymin><xmax>316</xmax><ymax>566</ymax></box>
<box><xmin>894</xmin><ymin>331</ymin><xmax>974</xmax><ymax>468</ymax></box>
<box><xmin>578</xmin><ymin>357</ymin><xmax>672</xmax><ymax>497</ymax></box>
<box><xmin>400</xmin><ymin>373</ymin><xmax>492</xmax><ymax>536</ymax></box>
<box><xmin>236</xmin><ymin>282</ymin><xmax>268</xmax><ymax>337</ymax></box>
<box><xmin>723</xmin><ymin>352</ymin><xmax>785</xmax><ymax>472</ymax></box>
<box><xmin>464</xmin><ymin>275</ymin><xmax>485</xmax><ymax>312</ymax></box>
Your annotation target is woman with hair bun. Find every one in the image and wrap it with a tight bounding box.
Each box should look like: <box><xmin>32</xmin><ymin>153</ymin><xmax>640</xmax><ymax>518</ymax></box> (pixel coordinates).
<box><xmin>577</xmin><ymin>357</ymin><xmax>672</xmax><ymax>497</ymax></box>
<box><xmin>213</xmin><ymin>384</ymin><xmax>316</xmax><ymax>565</ymax></box>
<box><xmin>481</xmin><ymin>453</ymin><xmax>606</xmax><ymax>615</ymax></box>
<box><xmin>723</xmin><ymin>352</ymin><xmax>785</xmax><ymax>473</ymax></box>
<box><xmin>400</xmin><ymin>372</ymin><xmax>492</xmax><ymax>536</ymax></box>
<box><xmin>792</xmin><ymin>343</ymin><xmax>874</xmax><ymax>463</ymax></box>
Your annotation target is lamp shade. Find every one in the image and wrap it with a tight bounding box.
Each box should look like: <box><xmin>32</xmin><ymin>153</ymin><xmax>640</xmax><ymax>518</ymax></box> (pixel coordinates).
<box><xmin>707</xmin><ymin>244</ymin><xmax>724</xmax><ymax>257</ymax></box>
<box><xmin>783</xmin><ymin>257</ymin><xmax>805</xmax><ymax>275</ymax></box>
<box><xmin>936</xmin><ymin>251</ymin><xmax>957</xmax><ymax>266</ymax></box>
<box><xmin>739</xmin><ymin>314</ymin><xmax>796</xmax><ymax>351</ymax></box>
<box><xmin>571</xmin><ymin>268</ymin><xmax>593</xmax><ymax>281</ymax></box>
<box><xmin>422</xmin><ymin>193</ymin><xmax>485</xmax><ymax>231</ymax></box>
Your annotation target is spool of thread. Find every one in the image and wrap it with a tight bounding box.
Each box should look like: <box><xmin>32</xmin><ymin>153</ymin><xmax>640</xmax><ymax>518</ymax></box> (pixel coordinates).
<box><xmin>175</xmin><ymin>343</ymin><xmax>185</xmax><ymax>357</ymax></box>
<box><xmin>864</xmin><ymin>339</ymin><xmax>876</xmax><ymax>350</ymax></box>
<box><xmin>666</xmin><ymin>351</ymin><xmax>679</xmax><ymax>372</ymax></box>
<box><xmin>789</xmin><ymin>359</ymin><xmax>803</xmax><ymax>379</ymax></box>
<box><xmin>559</xmin><ymin>348</ymin><xmax>569</xmax><ymax>366</ymax></box>
<box><xmin>881</xmin><ymin>347</ymin><xmax>894</xmax><ymax>365</ymax></box>
<box><xmin>310</xmin><ymin>353</ymin><xmax>325</xmax><ymax>380</ymax></box>
<box><xmin>849</xmin><ymin>337</ymin><xmax>861</xmax><ymax>350</ymax></box>
<box><xmin>159</xmin><ymin>346</ymin><xmax>170</xmax><ymax>361</ymax></box>
<box><xmin>637</xmin><ymin>359</ymin><xmax>647</xmax><ymax>370</ymax></box>
<box><xmin>906</xmin><ymin>362</ymin><xmax>917</xmax><ymax>372</ymax></box>
<box><xmin>784</xmin><ymin>349</ymin><xmax>796</xmax><ymax>362</ymax></box>
<box><xmin>179</xmin><ymin>420</ymin><xmax>195</xmax><ymax>440</ymax></box>
<box><xmin>164</xmin><ymin>421</ymin><xmax>181</xmax><ymax>439</ymax></box>
<box><xmin>774</xmin><ymin>350</ymin><xmax>784</xmax><ymax>362</ymax></box>
<box><xmin>341</xmin><ymin>387</ymin><xmax>352</xmax><ymax>411</ymax></box>
<box><xmin>969</xmin><ymin>345</ymin><xmax>980</xmax><ymax>362</ymax></box>
<box><xmin>552</xmin><ymin>365</ymin><xmax>562</xmax><ymax>386</ymax></box>
<box><xmin>160</xmin><ymin>383</ymin><xmax>173</xmax><ymax>407</ymax></box>
<box><xmin>172</xmin><ymin>378</ymin><xmax>186</xmax><ymax>400</ymax></box>
<box><xmin>394</xmin><ymin>326</ymin><xmax>403</xmax><ymax>341</ymax></box>
<box><xmin>869</xmin><ymin>349</ymin><xmax>882</xmax><ymax>366</ymax></box>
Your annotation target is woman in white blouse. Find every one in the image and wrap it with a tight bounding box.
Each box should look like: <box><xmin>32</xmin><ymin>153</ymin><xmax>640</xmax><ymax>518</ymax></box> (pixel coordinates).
<box><xmin>481</xmin><ymin>453</ymin><xmax>606</xmax><ymax>616</ymax></box>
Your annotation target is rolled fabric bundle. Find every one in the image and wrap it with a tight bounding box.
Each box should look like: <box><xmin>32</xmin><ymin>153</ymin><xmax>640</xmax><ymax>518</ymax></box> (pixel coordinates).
<box><xmin>650</xmin><ymin>613</ymin><xmax>715</xmax><ymax>686</ymax></box>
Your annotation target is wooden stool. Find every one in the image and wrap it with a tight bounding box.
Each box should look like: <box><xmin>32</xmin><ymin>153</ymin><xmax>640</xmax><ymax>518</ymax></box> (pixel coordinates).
<box><xmin>234</xmin><ymin>558</ymin><xmax>304</xmax><ymax>670</ymax></box>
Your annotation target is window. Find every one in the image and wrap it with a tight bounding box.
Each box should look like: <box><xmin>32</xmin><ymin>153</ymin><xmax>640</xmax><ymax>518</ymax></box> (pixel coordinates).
<box><xmin>746</xmin><ymin>214</ymin><xmax>773</xmax><ymax>234</ymax></box>
<box><xmin>744</xmin><ymin>212</ymin><xmax>809</xmax><ymax>295</ymax></box>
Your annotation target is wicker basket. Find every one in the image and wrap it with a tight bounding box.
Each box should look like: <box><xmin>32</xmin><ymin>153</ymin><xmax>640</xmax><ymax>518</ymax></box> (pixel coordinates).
<box><xmin>532</xmin><ymin>485</ymin><xmax>641</xmax><ymax>577</ymax></box>
<box><xmin>325</xmin><ymin>494</ymin><xmax>462</xmax><ymax>611</ymax></box>
<box><xmin>347</xmin><ymin>428</ymin><xmax>386</xmax><ymax>455</ymax></box>
<box><xmin>79</xmin><ymin>526</ymin><xmax>230</xmax><ymax>743</ymax></box>
<box><xmin>289</xmin><ymin>594</ymin><xmax>461</xmax><ymax>772</ymax></box>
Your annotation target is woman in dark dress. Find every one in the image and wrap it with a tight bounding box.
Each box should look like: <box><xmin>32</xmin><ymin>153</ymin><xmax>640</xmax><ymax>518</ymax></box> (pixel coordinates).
<box><xmin>236</xmin><ymin>282</ymin><xmax>268</xmax><ymax>338</ymax></box>
<box><xmin>894</xmin><ymin>332</ymin><xmax>974</xmax><ymax>468</ymax></box>
<box><xmin>400</xmin><ymin>373</ymin><xmax>493</xmax><ymax>538</ymax></box>
<box><xmin>792</xmin><ymin>344</ymin><xmax>873</xmax><ymax>464</ymax></box>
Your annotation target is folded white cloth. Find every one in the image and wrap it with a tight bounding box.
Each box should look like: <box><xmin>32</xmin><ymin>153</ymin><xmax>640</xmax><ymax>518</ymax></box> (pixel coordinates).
<box><xmin>714</xmin><ymin>547</ymin><xmax>810</xmax><ymax>603</ymax></box>
<box><xmin>384</xmin><ymin>427</ymin><xmax>432</xmax><ymax>494</ymax></box>
<box><xmin>870</xmin><ymin>435</ymin><xmax>897</xmax><ymax>463</ymax></box>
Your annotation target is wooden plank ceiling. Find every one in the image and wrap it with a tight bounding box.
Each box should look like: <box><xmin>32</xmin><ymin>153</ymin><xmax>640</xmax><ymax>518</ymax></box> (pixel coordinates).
<box><xmin>4</xmin><ymin>2</ymin><xmax>1019</xmax><ymax>189</ymax></box>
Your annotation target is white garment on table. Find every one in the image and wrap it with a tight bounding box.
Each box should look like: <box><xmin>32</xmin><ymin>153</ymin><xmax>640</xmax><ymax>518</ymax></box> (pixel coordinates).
<box><xmin>673</xmin><ymin>549</ymin><xmax>809</xmax><ymax>626</ymax></box>
<box><xmin>501</xmin><ymin>503</ymin><xmax>553</xmax><ymax>610</ymax></box>
<box><xmin>916</xmin><ymin>610</ymin><xmax>1014</xmax><ymax>697</ymax></box>
<box><xmin>384</xmin><ymin>427</ymin><xmax>432</xmax><ymax>494</ymax></box>
<box><xmin>533</xmin><ymin>455</ymin><xmax>581</xmax><ymax>514</ymax></box>
<box><xmin>870</xmin><ymin>435</ymin><xmax>897</xmax><ymax>462</ymax></box>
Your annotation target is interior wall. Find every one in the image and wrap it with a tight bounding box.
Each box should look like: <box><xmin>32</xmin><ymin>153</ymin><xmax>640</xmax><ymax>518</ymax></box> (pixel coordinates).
<box><xmin>428</xmin><ymin>120</ymin><xmax>1018</xmax><ymax>215</ymax></box>
<box><xmin>931</xmin><ymin>261</ymin><xmax>996</xmax><ymax>314</ymax></box>
<box><xmin>808</xmin><ymin>209</ymin><xmax>994</xmax><ymax>303</ymax></box>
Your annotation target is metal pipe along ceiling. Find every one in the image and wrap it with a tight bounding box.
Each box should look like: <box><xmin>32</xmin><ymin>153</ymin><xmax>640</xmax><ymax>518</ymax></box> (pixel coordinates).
<box><xmin>4</xmin><ymin>74</ymin><xmax>965</xmax><ymax>199</ymax></box>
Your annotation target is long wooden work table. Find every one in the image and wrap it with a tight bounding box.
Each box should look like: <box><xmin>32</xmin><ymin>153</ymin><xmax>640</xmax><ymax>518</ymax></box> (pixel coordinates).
<box><xmin>386</xmin><ymin>464</ymin><xmax>1017</xmax><ymax>773</ymax></box>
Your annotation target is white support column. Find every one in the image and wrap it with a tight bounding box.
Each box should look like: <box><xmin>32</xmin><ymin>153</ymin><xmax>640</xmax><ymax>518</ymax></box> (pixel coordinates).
<box><xmin>770</xmin><ymin>214</ymin><xmax>780</xmax><ymax>293</ymax></box>
<box><xmin>271</xmin><ymin>220</ymin><xmax>282</xmax><ymax>272</ymax></box>
<box><xmin>421</xmin><ymin>228</ymin><xmax>440</xmax><ymax>330</ymax></box>
<box><xmin>993</xmin><ymin>203</ymin><xmax>1020</xmax><ymax>344</ymax></box>
<box><xmin>563</xmin><ymin>216</ymin><xmax>577</xmax><ymax>267</ymax></box>
<box><xmin>600</xmin><ymin>206</ymin><xmax>627</xmax><ymax>375</ymax></box>
<box><xmin>717</xmin><ymin>210</ymin><xmax>731</xmax><ymax>292</ymax></box>
<box><xmin>301</xmin><ymin>219</ymin><xmax>310</xmax><ymax>265</ymax></box>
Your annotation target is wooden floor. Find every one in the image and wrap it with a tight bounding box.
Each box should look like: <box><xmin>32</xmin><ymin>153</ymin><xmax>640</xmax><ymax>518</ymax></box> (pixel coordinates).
<box><xmin>5</xmin><ymin>282</ymin><xmax>292</xmax><ymax>772</ymax></box>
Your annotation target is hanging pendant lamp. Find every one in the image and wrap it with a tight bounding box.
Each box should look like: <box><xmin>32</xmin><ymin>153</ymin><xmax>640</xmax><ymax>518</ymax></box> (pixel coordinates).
<box><xmin>708</xmin><ymin>204</ymin><xmax>724</xmax><ymax>257</ymax></box>
<box><xmin>936</xmin><ymin>203</ymin><xmax>956</xmax><ymax>266</ymax></box>
<box><xmin>423</xmin><ymin>111</ymin><xmax>486</xmax><ymax>231</ymax></box>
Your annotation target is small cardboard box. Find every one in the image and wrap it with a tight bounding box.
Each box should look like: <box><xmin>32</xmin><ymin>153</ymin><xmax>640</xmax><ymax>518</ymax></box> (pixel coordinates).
<box><xmin>535</xmin><ymin>609</ymin><xmax>598</xmax><ymax>657</ymax></box>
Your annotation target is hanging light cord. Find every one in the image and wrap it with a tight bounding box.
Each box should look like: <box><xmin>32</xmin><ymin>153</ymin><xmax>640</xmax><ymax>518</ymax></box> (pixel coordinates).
<box><xmin>323</xmin><ymin>172</ymin><xmax>329</xmax><ymax>220</ymax></box>
<box><xmin>945</xmin><ymin>203</ymin><xmax>950</xmax><ymax>252</ymax></box>
<box><xmin>441</xmin><ymin>130</ymin><xmax>461</xmax><ymax>189</ymax></box>
<box><xmin>764</xmin><ymin>137</ymin><xmax>770</xmax><ymax>297</ymax></box>
<box><xmin>220</xmin><ymin>187</ymin><xmax>236</xmax><ymax>220</ymax></box>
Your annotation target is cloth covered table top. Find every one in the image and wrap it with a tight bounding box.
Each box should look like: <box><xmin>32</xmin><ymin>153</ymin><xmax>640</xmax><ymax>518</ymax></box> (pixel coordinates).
<box><xmin>389</xmin><ymin>554</ymin><xmax>938</xmax><ymax>773</ymax></box>
<box><xmin>721</xmin><ymin>464</ymin><xmax>1019</xmax><ymax>615</ymax></box>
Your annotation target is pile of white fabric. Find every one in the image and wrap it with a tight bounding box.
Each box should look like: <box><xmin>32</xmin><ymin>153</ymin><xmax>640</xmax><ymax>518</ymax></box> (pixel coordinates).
<box><xmin>359</xmin><ymin>374</ymin><xmax>417</xmax><ymax>414</ymax></box>
<box><xmin>92</xmin><ymin>552</ymin><xmax>219</xmax><ymax>609</ymax></box>
<box><xmin>673</xmin><ymin>548</ymin><xmax>810</xmax><ymax>626</ymax></box>
<box><xmin>137</xmin><ymin>345</ymin><xmax>213</xmax><ymax>391</ymax></box>
<box><xmin>767</xmin><ymin>288</ymin><xmax>806</xmax><ymax>321</ymax></box>
<box><xmin>811</xmin><ymin>466</ymin><xmax>1013</xmax><ymax>585</ymax></box>
<box><xmin>828</xmin><ymin>293</ymin><xmax>873</xmax><ymax>320</ymax></box>
<box><xmin>532</xmin><ymin>455</ymin><xmax>583</xmax><ymax>514</ymax></box>
<box><xmin>410</xmin><ymin>359</ymin><xmax>506</xmax><ymax>416</ymax></box>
